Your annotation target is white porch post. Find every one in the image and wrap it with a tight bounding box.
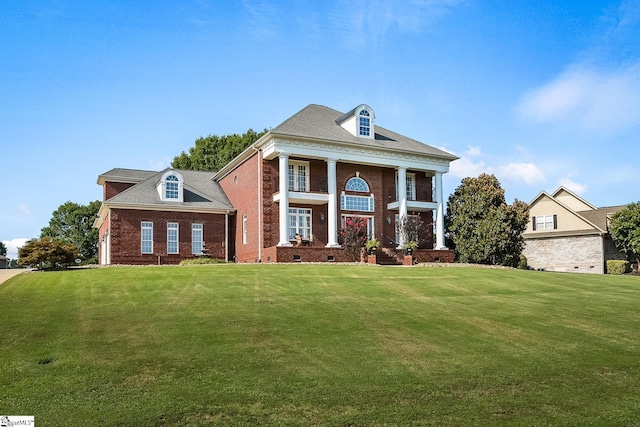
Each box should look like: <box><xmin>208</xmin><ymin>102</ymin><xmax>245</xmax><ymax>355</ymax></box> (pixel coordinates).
<box><xmin>434</xmin><ymin>172</ymin><xmax>447</xmax><ymax>249</ymax></box>
<box><xmin>278</xmin><ymin>153</ymin><xmax>292</xmax><ymax>246</ymax></box>
<box><xmin>326</xmin><ymin>158</ymin><xmax>340</xmax><ymax>247</ymax></box>
<box><xmin>397</xmin><ymin>167</ymin><xmax>408</xmax><ymax>248</ymax></box>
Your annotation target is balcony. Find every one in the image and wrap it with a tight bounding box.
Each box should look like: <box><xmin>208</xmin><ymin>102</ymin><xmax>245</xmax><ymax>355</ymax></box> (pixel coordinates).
<box><xmin>387</xmin><ymin>186</ymin><xmax>438</xmax><ymax>212</ymax></box>
<box><xmin>272</xmin><ymin>177</ymin><xmax>329</xmax><ymax>205</ymax></box>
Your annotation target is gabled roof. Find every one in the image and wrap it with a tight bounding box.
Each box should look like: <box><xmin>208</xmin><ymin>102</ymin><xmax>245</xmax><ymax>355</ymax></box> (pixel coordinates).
<box><xmin>101</xmin><ymin>168</ymin><xmax>234</xmax><ymax>211</ymax></box>
<box><xmin>97</xmin><ymin>168</ymin><xmax>157</xmax><ymax>185</ymax></box>
<box><xmin>269</xmin><ymin>104</ymin><xmax>457</xmax><ymax>160</ymax></box>
<box><xmin>526</xmin><ymin>187</ymin><xmax>626</xmax><ymax>237</ymax></box>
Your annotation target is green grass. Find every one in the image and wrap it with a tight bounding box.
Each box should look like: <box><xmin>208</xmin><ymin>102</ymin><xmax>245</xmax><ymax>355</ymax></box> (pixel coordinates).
<box><xmin>1</xmin><ymin>265</ymin><xmax>639</xmax><ymax>426</ymax></box>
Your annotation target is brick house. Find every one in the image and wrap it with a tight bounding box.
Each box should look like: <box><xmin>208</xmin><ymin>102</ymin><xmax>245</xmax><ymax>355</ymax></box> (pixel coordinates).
<box><xmin>522</xmin><ymin>187</ymin><xmax>627</xmax><ymax>274</ymax></box>
<box><xmin>95</xmin><ymin>103</ymin><xmax>458</xmax><ymax>264</ymax></box>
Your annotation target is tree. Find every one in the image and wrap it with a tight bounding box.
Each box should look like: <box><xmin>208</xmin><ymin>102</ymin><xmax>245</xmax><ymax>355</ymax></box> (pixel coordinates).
<box><xmin>41</xmin><ymin>200</ymin><xmax>101</xmax><ymax>264</ymax></box>
<box><xmin>609</xmin><ymin>202</ymin><xmax>640</xmax><ymax>266</ymax></box>
<box><xmin>18</xmin><ymin>237</ymin><xmax>80</xmax><ymax>270</ymax></box>
<box><xmin>338</xmin><ymin>217</ymin><xmax>369</xmax><ymax>261</ymax></box>
<box><xmin>445</xmin><ymin>174</ymin><xmax>530</xmax><ymax>267</ymax></box>
<box><xmin>0</xmin><ymin>241</ymin><xmax>6</xmax><ymax>256</ymax></box>
<box><xmin>172</xmin><ymin>129</ymin><xmax>267</xmax><ymax>172</ymax></box>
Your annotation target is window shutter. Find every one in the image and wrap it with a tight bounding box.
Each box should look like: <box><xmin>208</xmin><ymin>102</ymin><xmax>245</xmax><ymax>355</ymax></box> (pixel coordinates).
<box><xmin>553</xmin><ymin>215</ymin><xmax>558</xmax><ymax>229</ymax></box>
<box><xmin>532</xmin><ymin>216</ymin><xmax>536</xmax><ymax>231</ymax></box>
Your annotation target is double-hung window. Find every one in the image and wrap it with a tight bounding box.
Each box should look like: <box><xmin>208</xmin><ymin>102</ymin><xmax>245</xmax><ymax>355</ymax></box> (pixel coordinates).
<box><xmin>192</xmin><ymin>224</ymin><xmax>203</xmax><ymax>255</ymax></box>
<box><xmin>534</xmin><ymin>215</ymin><xmax>556</xmax><ymax>231</ymax></box>
<box><xmin>167</xmin><ymin>223</ymin><xmax>179</xmax><ymax>254</ymax></box>
<box><xmin>287</xmin><ymin>161</ymin><xmax>309</xmax><ymax>192</ymax></box>
<box><xmin>289</xmin><ymin>208</ymin><xmax>312</xmax><ymax>240</ymax></box>
<box><xmin>141</xmin><ymin>222</ymin><xmax>153</xmax><ymax>254</ymax></box>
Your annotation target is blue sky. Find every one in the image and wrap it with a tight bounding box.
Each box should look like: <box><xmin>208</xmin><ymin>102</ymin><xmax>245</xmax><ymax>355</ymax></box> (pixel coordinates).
<box><xmin>2</xmin><ymin>0</ymin><xmax>639</xmax><ymax>259</ymax></box>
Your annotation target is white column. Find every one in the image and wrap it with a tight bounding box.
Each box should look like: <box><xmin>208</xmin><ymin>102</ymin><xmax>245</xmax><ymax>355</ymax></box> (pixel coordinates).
<box><xmin>397</xmin><ymin>167</ymin><xmax>408</xmax><ymax>248</ymax></box>
<box><xmin>326</xmin><ymin>158</ymin><xmax>340</xmax><ymax>247</ymax></box>
<box><xmin>277</xmin><ymin>153</ymin><xmax>292</xmax><ymax>246</ymax></box>
<box><xmin>434</xmin><ymin>172</ymin><xmax>447</xmax><ymax>249</ymax></box>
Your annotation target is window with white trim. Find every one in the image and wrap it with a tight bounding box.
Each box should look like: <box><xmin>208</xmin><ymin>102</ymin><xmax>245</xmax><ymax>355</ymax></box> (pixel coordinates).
<box><xmin>341</xmin><ymin>215</ymin><xmax>374</xmax><ymax>240</ymax></box>
<box><xmin>345</xmin><ymin>176</ymin><xmax>369</xmax><ymax>192</ymax></box>
<box><xmin>358</xmin><ymin>110</ymin><xmax>371</xmax><ymax>137</ymax></box>
<box><xmin>340</xmin><ymin>193</ymin><xmax>374</xmax><ymax>212</ymax></box>
<box><xmin>192</xmin><ymin>224</ymin><xmax>203</xmax><ymax>255</ymax></box>
<box><xmin>534</xmin><ymin>215</ymin><xmax>556</xmax><ymax>230</ymax></box>
<box><xmin>289</xmin><ymin>208</ymin><xmax>312</xmax><ymax>240</ymax></box>
<box><xmin>242</xmin><ymin>215</ymin><xmax>248</xmax><ymax>245</ymax></box>
<box><xmin>287</xmin><ymin>161</ymin><xmax>309</xmax><ymax>192</ymax></box>
<box><xmin>167</xmin><ymin>223</ymin><xmax>179</xmax><ymax>254</ymax></box>
<box><xmin>165</xmin><ymin>175</ymin><xmax>179</xmax><ymax>199</ymax></box>
<box><xmin>141</xmin><ymin>222</ymin><xmax>153</xmax><ymax>254</ymax></box>
<box><xmin>395</xmin><ymin>172</ymin><xmax>416</xmax><ymax>201</ymax></box>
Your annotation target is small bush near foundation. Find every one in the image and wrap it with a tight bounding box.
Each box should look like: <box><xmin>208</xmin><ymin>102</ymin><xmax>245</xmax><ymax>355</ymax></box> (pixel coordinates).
<box><xmin>518</xmin><ymin>254</ymin><xmax>528</xmax><ymax>270</ymax></box>
<box><xmin>179</xmin><ymin>257</ymin><xmax>226</xmax><ymax>266</ymax></box>
<box><xmin>606</xmin><ymin>260</ymin><xmax>630</xmax><ymax>275</ymax></box>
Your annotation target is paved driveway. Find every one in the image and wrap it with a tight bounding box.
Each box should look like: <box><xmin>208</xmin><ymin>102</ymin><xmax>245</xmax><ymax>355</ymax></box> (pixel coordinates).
<box><xmin>0</xmin><ymin>269</ymin><xmax>30</xmax><ymax>284</ymax></box>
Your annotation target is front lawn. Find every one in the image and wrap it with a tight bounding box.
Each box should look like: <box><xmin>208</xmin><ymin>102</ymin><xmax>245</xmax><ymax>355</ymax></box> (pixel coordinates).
<box><xmin>1</xmin><ymin>265</ymin><xmax>639</xmax><ymax>426</ymax></box>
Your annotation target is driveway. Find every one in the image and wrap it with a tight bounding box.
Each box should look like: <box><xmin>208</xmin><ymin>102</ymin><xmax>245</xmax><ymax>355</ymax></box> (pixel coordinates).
<box><xmin>0</xmin><ymin>269</ymin><xmax>30</xmax><ymax>284</ymax></box>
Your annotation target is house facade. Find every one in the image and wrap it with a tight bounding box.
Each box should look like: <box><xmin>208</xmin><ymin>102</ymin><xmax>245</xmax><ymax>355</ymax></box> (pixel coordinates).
<box><xmin>522</xmin><ymin>187</ymin><xmax>627</xmax><ymax>274</ymax></box>
<box><xmin>95</xmin><ymin>104</ymin><xmax>457</xmax><ymax>264</ymax></box>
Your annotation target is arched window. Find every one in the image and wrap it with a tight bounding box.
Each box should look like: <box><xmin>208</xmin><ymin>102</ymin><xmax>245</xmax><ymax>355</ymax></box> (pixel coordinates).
<box><xmin>165</xmin><ymin>175</ymin><xmax>180</xmax><ymax>199</ymax></box>
<box><xmin>345</xmin><ymin>176</ymin><xmax>369</xmax><ymax>193</ymax></box>
<box><xmin>358</xmin><ymin>109</ymin><xmax>371</xmax><ymax>137</ymax></box>
<box><xmin>157</xmin><ymin>170</ymin><xmax>184</xmax><ymax>202</ymax></box>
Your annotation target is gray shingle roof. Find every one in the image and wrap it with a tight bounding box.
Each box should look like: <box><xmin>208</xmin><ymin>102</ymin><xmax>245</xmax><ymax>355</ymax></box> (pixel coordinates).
<box><xmin>103</xmin><ymin>168</ymin><xmax>233</xmax><ymax>211</ymax></box>
<box><xmin>577</xmin><ymin>206</ymin><xmax>626</xmax><ymax>231</ymax></box>
<box><xmin>270</xmin><ymin>104</ymin><xmax>457</xmax><ymax>160</ymax></box>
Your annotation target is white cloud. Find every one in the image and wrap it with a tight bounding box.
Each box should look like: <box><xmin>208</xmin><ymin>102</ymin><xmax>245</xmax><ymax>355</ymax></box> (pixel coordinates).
<box><xmin>497</xmin><ymin>163</ymin><xmax>545</xmax><ymax>185</ymax></box>
<box><xmin>18</xmin><ymin>203</ymin><xmax>32</xmax><ymax>217</ymax></box>
<box><xmin>3</xmin><ymin>238</ymin><xmax>29</xmax><ymax>260</ymax></box>
<box><xmin>558</xmin><ymin>178</ymin><xmax>588</xmax><ymax>195</ymax></box>
<box><xmin>518</xmin><ymin>62</ymin><xmax>640</xmax><ymax>132</ymax></box>
<box><xmin>337</xmin><ymin>0</ymin><xmax>463</xmax><ymax>46</ymax></box>
<box><xmin>445</xmin><ymin>146</ymin><xmax>544</xmax><ymax>185</ymax></box>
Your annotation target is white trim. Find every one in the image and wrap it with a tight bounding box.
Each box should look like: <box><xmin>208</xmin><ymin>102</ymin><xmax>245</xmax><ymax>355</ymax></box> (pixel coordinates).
<box><xmin>141</xmin><ymin>221</ymin><xmax>153</xmax><ymax>254</ymax></box>
<box><xmin>192</xmin><ymin>223</ymin><xmax>203</xmax><ymax>255</ymax></box>
<box><xmin>167</xmin><ymin>222</ymin><xmax>179</xmax><ymax>254</ymax></box>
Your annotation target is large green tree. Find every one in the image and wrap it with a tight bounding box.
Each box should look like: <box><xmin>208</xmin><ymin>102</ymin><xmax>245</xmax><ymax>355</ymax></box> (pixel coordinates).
<box><xmin>41</xmin><ymin>200</ymin><xmax>101</xmax><ymax>263</ymax></box>
<box><xmin>18</xmin><ymin>237</ymin><xmax>80</xmax><ymax>270</ymax></box>
<box><xmin>446</xmin><ymin>174</ymin><xmax>530</xmax><ymax>267</ymax></box>
<box><xmin>0</xmin><ymin>241</ymin><xmax>6</xmax><ymax>256</ymax></box>
<box><xmin>172</xmin><ymin>128</ymin><xmax>267</xmax><ymax>172</ymax></box>
<box><xmin>609</xmin><ymin>202</ymin><xmax>640</xmax><ymax>266</ymax></box>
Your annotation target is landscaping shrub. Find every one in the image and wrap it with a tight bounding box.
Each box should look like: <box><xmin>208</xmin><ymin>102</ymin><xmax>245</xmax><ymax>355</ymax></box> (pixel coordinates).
<box><xmin>518</xmin><ymin>254</ymin><xmax>528</xmax><ymax>270</ymax></box>
<box><xmin>606</xmin><ymin>260</ymin><xmax>630</xmax><ymax>275</ymax></box>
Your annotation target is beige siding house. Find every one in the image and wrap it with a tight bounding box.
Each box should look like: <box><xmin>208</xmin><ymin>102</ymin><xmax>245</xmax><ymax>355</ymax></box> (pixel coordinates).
<box><xmin>522</xmin><ymin>187</ymin><xmax>627</xmax><ymax>274</ymax></box>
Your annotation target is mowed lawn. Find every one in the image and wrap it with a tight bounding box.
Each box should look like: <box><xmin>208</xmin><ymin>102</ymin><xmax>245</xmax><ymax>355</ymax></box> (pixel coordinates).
<box><xmin>1</xmin><ymin>265</ymin><xmax>639</xmax><ymax>426</ymax></box>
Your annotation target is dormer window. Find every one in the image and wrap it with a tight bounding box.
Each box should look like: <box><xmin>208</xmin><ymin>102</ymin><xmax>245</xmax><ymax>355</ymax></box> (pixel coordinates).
<box><xmin>359</xmin><ymin>110</ymin><xmax>371</xmax><ymax>137</ymax></box>
<box><xmin>336</xmin><ymin>104</ymin><xmax>375</xmax><ymax>139</ymax></box>
<box><xmin>166</xmin><ymin>175</ymin><xmax>179</xmax><ymax>199</ymax></box>
<box><xmin>157</xmin><ymin>170</ymin><xmax>184</xmax><ymax>202</ymax></box>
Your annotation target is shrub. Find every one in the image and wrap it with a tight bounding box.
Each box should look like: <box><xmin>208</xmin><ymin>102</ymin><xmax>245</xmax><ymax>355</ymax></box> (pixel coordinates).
<box><xmin>179</xmin><ymin>257</ymin><xmax>227</xmax><ymax>266</ymax></box>
<box><xmin>518</xmin><ymin>254</ymin><xmax>528</xmax><ymax>270</ymax></box>
<box><xmin>365</xmin><ymin>238</ymin><xmax>380</xmax><ymax>253</ymax></box>
<box><xmin>18</xmin><ymin>237</ymin><xmax>80</xmax><ymax>270</ymax></box>
<box><xmin>606</xmin><ymin>260</ymin><xmax>630</xmax><ymax>275</ymax></box>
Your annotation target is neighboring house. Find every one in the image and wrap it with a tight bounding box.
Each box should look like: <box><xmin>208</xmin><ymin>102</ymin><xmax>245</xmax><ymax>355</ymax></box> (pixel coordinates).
<box><xmin>0</xmin><ymin>255</ymin><xmax>7</xmax><ymax>269</ymax></box>
<box><xmin>522</xmin><ymin>187</ymin><xmax>627</xmax><ymax>274</ymax></box>
<box><xmin>95</xmin><ymin>103</ymin><xmax>458</xmax><ymax>264</ymax></box>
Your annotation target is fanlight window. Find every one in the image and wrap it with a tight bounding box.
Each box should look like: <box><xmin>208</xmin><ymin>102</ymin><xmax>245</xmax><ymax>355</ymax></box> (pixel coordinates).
<box><xmin>345</xmin><ymin>177</ymin><xmax>369</xmax><ymax>193</ymax></box>
<box><xmin>165</xmin><ymin>175</ymin><xmax>179</xmax><ymax>199</ymax></box>
<box><xmin>358</xmin><ymin>110</ymin><xmax>371</xmax><ymax>137</ymax></box>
